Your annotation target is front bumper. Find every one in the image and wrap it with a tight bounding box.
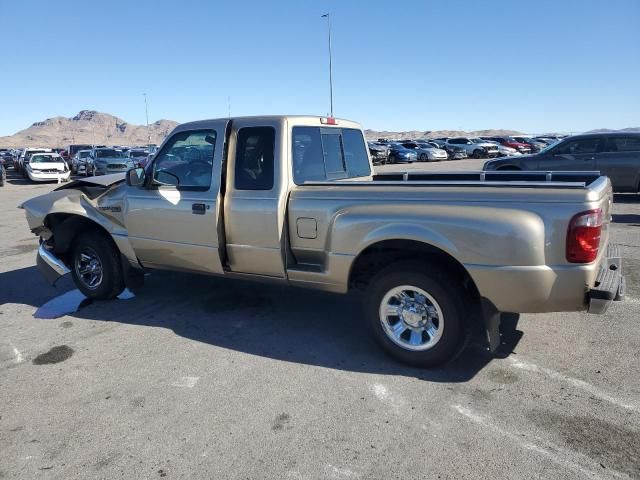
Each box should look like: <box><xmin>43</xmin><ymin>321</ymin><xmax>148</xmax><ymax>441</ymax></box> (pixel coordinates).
<box><xmin>95</xmin><ymin>167</ymin><xmax>130</xmax><ymax>175</ymax></box>
<box><xmin>588</xmin><ymin>243</ymin><xmax>625</xmax><ymax>314</ymax></box>
<box><xmin>37</xmin><ymin>243</ymin><xmax>70</xmax><ymax>285</ymax></box>
<box><xmin>28</xmin><ymin>170</ymin><xmax>71</xmax><ymax>182</ymax></box>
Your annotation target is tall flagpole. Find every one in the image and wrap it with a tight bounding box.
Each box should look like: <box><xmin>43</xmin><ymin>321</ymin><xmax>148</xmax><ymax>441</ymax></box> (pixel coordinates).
<box><xmin>321</xmin><ymin>13</ymin><xmax>334</xmax><ymax>117</ymax></box>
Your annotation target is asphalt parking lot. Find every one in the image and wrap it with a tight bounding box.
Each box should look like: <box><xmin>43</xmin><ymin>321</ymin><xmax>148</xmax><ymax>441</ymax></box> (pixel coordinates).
<box><xmin>1</xmin><ymin>162</ymin><xmax>639</xmax><ymax>480</ymax></box>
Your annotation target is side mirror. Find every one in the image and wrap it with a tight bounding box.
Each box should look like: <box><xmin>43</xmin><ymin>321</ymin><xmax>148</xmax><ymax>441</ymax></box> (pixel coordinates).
<box><xmin>126</xmin><ymin>167</ymin><xmax>146</xmax><ymax>187</ymax></box>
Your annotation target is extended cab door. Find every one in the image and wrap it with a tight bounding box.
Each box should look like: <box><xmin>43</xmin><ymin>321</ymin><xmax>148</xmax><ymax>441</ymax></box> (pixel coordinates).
<box><xmin>124</xmin><ymin>121</ymin><xmax>228</xmax><ymax>274</ymax></box>
<box><xmin>537</xmin><ymin>137</ymin><xmax>601</xmax><ymax>171</ymax></box>
<box><xmin>223</xmin><ymin>118</ymin><xmax>287</xmax><ymax>277</ymax></box>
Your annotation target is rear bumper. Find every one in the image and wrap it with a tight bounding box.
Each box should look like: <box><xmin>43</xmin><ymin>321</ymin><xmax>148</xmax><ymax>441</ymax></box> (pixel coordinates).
<box><xmin>466</xmin><ymin>243</ymin><xmax>625</xmax><ymax>313</ymax></box>
<box><xmin>588</xmin><ymin>243</ymin><xmax>625</xmax><ymax>314</ymax></box>
<box><xmin>37</xmin><ymin>244</ymin><xmax>70</xmax><ymax>285</ymax></box>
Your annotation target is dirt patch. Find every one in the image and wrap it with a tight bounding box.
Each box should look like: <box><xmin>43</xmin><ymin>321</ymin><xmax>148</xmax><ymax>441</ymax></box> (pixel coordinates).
<box><xmin>272</xmin><ymin>413</ymin><xmax>291</xmax><ymax>431</ymax></box>
<box><xmin>528</xmin><ymin>410</ymin><xmax>640</xmax><ymax>477</ymax></box>
<box><xmin>487</xmin><ymin>368</ymin><xmax>519</xmax><ymax>384</ymax></box>
<box><xmin>60</xmin><ymin>321</ymin><xmax>74</xmax><ymax>328</ymax></box>
<box><xmin>32</xmin><ymin>345</ymin><xmax>74</xmax><ymax>365</ymax></box>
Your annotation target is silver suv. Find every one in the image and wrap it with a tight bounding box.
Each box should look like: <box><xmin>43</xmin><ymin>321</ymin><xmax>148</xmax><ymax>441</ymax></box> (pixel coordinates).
<box><xmin>89</xmin><ymin>148</ymin><xmax>134</xmax><ymax>175</ymax></box>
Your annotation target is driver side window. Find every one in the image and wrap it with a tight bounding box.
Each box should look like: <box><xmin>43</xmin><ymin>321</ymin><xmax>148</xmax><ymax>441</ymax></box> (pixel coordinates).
<box><xmin>553</xmin><ymin>138</ymin><xmax>600</xmax><ymax>155</ymax></box>
<box><xmin>152</xmin><ymin>129</ymin><xmax>216</xmax><ymax>190</ymax></box>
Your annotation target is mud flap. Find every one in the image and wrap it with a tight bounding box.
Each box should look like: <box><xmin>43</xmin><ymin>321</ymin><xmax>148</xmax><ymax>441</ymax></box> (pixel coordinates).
<box><xmin>120</xmin><ymin>256</ymin><xmax>145</xmax><ymax>294</ymax></box>
<box><xmin>481</xmin><ymin>298</ymin><xmax>501</xmax><ymax>353</ymax></box>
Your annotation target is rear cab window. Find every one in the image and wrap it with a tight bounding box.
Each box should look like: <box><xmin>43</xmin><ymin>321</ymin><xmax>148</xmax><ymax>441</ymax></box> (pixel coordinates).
<box><xmin>292</xmin><ymin>126</ymin><xmax>371</xmax><ymax>184</ymax></box>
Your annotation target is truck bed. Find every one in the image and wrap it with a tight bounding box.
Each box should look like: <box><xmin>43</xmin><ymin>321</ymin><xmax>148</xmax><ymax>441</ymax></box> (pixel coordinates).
<box><xmin>305</xmin><ymin>170</ymin><xmax>603</xmax><ymax>190</ymax></box>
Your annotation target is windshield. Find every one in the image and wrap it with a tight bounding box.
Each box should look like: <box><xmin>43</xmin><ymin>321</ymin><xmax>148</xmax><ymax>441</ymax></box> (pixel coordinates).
<box><xmin>96</xmin><ymin>149</ymin><xmax>124</xmax><ymax>158</ymax></box>
<box><xmin>539</xmin><ymin>139</ymin><xmax>562</xmax><ymax>154</ymax></box>
<box><xmin>79</xmin><ymin>151</ymin><xmax>90</xmax><ymax>158</ymax></box>
<box><xmin>31</xmin><ymin>155</ymin><xmax>62</xmax><ymax>163</ymax></box>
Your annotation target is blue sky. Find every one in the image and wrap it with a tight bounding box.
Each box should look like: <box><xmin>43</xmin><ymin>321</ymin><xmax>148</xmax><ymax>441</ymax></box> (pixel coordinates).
<box><xmin>1</xmin><ymin>0</ymin><xmax>639</xmax><ymax>135</ymax></box>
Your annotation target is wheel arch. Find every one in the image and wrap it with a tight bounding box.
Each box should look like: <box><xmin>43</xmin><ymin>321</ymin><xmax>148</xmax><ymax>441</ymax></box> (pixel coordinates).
<box><xmin>44</xmin><ymin>213</ymin><xmax>114</xmax><ymax>258</ymax></box>
<box><xmin>496</xmin><ymin>165</ymin><xmax>522</xmax><ymax>171</ymax></box>
<box><xmin>348</xmin><ymin>238</ymin><xmax>480</xmax><ymax>305</ymax></box>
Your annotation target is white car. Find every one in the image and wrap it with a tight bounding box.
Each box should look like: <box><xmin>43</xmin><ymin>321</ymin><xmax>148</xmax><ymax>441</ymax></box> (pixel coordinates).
<box><xmin>25</xmin><ymin>153</ymin><xmax>71</xmax><ymax>182</ymax></box>
<box><xmin>18</xmin><ymin>148</ymin><xmax>52</xmax><ymax>174</ymax></box>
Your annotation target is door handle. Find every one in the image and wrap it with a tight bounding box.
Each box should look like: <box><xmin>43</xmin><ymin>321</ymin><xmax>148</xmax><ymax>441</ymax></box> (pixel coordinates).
<box><xmin>192</xmin><ymin>203</ymin><xmax>206</xmax><ymax>214</ymax></box>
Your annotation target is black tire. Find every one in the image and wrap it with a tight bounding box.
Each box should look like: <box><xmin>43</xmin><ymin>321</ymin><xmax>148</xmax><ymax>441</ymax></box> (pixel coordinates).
<box><xmin>388</xmin><ymin>153</ymin><xmax>395</xmax><ymax>164</ymax></box>
<box><xmin>419</xmin><ymin>153</ymin><xmax>426</xmax><ymax>162</ymax></box>
<box><xmin>70</xmin><ymin>230</ymin><xmax>125</xmax><ymax>300</ymax></box>
<box><xmin>472</xmin><ymin>149</ymin><xmax>484</xmax><ymax>159</ymax></box>
<box><xmin>364</xmin><ymin>261</ymin><xmax>465</xmax><ymax>367</ymax></box>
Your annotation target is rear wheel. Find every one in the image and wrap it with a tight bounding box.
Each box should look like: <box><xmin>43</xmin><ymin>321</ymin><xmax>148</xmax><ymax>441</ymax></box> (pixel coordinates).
<box><xmin>364</xmin><ymin>262</ymin><xmax>465</xmax><ymax>367</ymax></box>
<box><xmin>472</xmin><ymin>149</ymin><xmax>484</xmax><ymax>159</ymax></box>
<box><xmin>71</xmin><ymin>231</ymin><xmax>124</xmax><ymax>300</ymax></box>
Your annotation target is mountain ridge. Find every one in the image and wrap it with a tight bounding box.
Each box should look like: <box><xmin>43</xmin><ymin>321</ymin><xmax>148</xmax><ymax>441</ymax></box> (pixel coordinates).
<box><xmin>0</xmin><ymin>110</ymin><xmax>178</xmax><ymax>148</ymax></box>
<box><xmin>1</xmin><ymin>111</ymin><xmax>638</xmax><ymax>147</ymax></box>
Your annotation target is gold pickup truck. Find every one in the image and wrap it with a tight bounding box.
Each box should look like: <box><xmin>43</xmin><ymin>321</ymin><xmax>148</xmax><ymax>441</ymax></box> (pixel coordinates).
<box><xmin>21</xmin><ymin>116</ymin><xmax>625</xmax><ymax>366</ymax></box>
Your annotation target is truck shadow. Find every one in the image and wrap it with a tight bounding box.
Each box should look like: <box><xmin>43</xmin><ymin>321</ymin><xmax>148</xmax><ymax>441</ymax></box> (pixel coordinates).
<box><xmin>1</xmin><ymin>267</ymin><xmax>521</xmax><ymax>383</ymax></box>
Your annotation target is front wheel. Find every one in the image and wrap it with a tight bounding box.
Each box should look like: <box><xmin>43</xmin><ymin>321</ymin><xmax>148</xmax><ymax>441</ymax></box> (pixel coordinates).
<box><xmin>71</xmin><ymin>231</ymin><xmax>125</xmax><ymax>299</ymax></box>
<box><xmin>364</xmin><ymin>262</ymin><xmax>464</xmax><ymax>367</ymax></box>
<box><xmin>472</xmin><ymin>149</ymin><xmax>484</xmax><ymax>159</ymax></box>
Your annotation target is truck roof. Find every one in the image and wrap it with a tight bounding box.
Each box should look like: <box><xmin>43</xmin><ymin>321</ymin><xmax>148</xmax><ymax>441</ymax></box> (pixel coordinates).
<box><xmin>176</xmin><ymin>115</ymin><xmax>362</xmax><ymax>131</ymax></box>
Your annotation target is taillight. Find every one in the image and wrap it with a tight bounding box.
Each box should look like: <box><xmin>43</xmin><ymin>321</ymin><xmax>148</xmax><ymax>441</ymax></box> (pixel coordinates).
<box><xmin>566</xmin><ymin>208</ymin><xmax>603</xmax><ymax>263</ymax></box>
<box><xmin>320</xmin><ymin>117</ymin><xmax>337</xmax><ymax>125</ymax></box>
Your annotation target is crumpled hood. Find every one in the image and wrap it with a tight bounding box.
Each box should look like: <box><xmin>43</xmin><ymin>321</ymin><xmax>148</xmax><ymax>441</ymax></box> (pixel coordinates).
<box><xmin>55</xmin><ymin>172</ymin><xmax>126</xmax><ymax>189</ymax></box>
<box><xmin>21</xmin><ymin>178</ymin><xmax>128</xmax><ymax>234</ymax></box>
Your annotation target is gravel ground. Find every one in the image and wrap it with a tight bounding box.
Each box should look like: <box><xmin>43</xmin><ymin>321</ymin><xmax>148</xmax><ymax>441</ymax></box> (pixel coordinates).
<box><xmin>1</xmin><ymin>163</ymin><xmax>639</xmax><ymax>480</ymax></box>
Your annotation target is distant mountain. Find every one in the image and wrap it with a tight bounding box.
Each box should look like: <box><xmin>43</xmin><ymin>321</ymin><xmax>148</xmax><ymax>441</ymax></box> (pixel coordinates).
<box><xmin>585</xmin><ymin>127</ymin><xmax>640</xmax><ymax>134</ymax></box>
<box><xmin>364</xmin><ymin>128</ymin><xmax>524</xmax><ymax>141</ymax></box>
<box><xmin>0</xmin><ymin>110</ymin><xmax>179</xmax><ymax>148</ymax></box>
<box><xmin>3</xmin><ymin>111</ymin><xmax>636</xmax><ymax>148</ymax></box>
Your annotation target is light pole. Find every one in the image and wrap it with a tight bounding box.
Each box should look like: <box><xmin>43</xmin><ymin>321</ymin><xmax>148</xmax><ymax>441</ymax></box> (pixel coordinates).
<box><xmin>143</xmin><ymin>93</ymin><xmax>150</xmax><ymax>149</ymax></box>
<box><xmin>321</xmin><ymin>13</ymin><xmax>334</xmax><ymax>117</ymax></box>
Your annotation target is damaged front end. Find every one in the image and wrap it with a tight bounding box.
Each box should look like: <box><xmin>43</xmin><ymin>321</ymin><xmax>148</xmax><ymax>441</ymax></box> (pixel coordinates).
<box><xmin>20</xmin><ymin>173</ymin><xmax>142</xmax><ymax>287</ymax></box>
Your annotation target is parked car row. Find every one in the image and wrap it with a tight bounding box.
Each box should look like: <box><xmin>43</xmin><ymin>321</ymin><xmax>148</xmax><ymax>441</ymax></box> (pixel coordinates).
<box><xmin>366</xmin><ymin>135</ymin><xmax>564</xmax><ymax>165</ymax></box>
<box><xmin>1</xmin><ymin>144</ymin><xmax>156</xmax><ymax>183</ymax></box>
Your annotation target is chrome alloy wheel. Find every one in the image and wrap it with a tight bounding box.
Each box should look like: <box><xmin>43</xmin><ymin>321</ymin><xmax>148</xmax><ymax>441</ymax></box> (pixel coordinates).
<box><xmin>378</xmin><ymin>285</ymin><xmax>444</xmax><ymax>351</ymax></box>
<box><xmin>74</xmin><ymin>247</ymin><xmax>103</xmax><ymax>289</ymax></box>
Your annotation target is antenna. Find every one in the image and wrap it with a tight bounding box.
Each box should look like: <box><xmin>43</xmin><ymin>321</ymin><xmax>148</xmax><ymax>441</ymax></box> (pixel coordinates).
<box><xmin>143</xmin><ymin>93</ymin><xmax>150</xmax><ymax>150</ymax></box>
<box><xmin>321</xmin><ymin>13</ymin><xmax>334</xmax><ymax>117</ymax></box>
